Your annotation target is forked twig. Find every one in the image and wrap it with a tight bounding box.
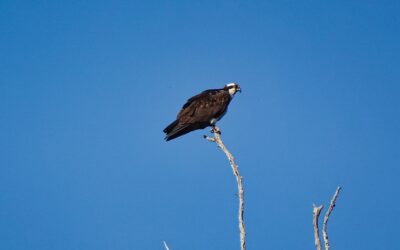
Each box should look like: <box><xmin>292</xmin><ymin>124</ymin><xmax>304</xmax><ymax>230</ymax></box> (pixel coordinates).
<box><xmin>312</xmin><ymin>187</ymin><xmax>342</xmax><ymax>250</ymax></box>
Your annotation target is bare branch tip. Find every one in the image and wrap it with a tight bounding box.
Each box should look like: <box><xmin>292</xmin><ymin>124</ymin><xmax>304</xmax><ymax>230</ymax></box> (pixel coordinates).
<box><xmin>163</xmin><ymin>241</ymin><xmax>170</xmax><ymax>250</ymax></box>
<box><xmin>203</xmin><ymin>135</ymin><xmax>215</xmax><ymax>142</ymax></box>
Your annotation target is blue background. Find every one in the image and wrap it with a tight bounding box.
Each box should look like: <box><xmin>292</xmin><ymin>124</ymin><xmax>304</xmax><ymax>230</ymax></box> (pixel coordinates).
<box><xmin>1</xmin><ymin>1</ymin><xmax>399</xmax><ymax>249</ymax></box>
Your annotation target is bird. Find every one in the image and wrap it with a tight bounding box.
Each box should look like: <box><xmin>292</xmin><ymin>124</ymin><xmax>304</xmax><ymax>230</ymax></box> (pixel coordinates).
<box><xmin>163</xmin><ymin>82</ymin><xmax>241</xmax><ymax>141</ymax></box>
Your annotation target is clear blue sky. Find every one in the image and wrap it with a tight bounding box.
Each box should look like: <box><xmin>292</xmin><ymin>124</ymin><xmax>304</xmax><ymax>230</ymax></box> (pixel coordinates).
<box><xmin>1</xmin><ymin>1</ymin><xmax>399</xmax><ymax>249</ymax></box>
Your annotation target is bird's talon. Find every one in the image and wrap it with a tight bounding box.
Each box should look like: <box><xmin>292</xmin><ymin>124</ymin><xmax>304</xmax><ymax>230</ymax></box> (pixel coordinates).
<box><xmin>211</xmin><ymin>127</ymin><xmax>221</xmax><ymax>134</ymax></box>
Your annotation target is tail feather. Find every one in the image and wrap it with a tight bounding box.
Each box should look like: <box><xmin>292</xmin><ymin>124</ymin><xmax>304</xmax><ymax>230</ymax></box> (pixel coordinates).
<box><xmin>164</xmin><ymin>121</ymin><xmax>210</xmax><ymax>141</ymax></box>
<box><xmin>164</xmin><ymin>123</ymin><xmax>192</xmax><ymax>141</ymax></box>
<box><xmin>163</xmin><ymin>120</ymin><xmax>179</xmax><ymax>134</ymax></box>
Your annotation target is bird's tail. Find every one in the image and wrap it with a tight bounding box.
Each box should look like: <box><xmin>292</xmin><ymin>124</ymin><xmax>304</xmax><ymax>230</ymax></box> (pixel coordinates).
<box><xmin>163</xmin><ymin>120</ymin><xmax>179</xmax><ymax>134</ymax></box>
<box><xmin>164</xmin><ymin>121</ymin><xmax>192</xmax><ymax>141</ymax></box>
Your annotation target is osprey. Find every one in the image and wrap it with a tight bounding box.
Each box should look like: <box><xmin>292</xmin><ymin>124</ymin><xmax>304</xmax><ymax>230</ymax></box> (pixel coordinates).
<box><xmin>163</xmin><ymin>83</ymin><xmax>241</xmax><ymax>141</ymax></box>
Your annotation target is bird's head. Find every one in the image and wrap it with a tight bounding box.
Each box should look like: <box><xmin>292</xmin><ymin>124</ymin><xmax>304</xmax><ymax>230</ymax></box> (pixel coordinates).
<box><xmin>224</xmin><ymin>82</ymin><xmax>241</xmax><ymax>96</ymax></box>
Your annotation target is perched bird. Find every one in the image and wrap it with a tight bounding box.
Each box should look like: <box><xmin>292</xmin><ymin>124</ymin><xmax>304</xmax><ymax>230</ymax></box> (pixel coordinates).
<box><xmin>163</xmin><ymin>83</ymin><xmax>241</xmax><ymax>141</ymax></box>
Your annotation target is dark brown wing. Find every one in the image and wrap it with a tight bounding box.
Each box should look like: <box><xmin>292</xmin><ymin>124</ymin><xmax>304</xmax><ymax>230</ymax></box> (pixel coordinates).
<box><xmin>177</xmin><ymin>89</ymin><xmax>231</xmax><ymax>124</ymax></box>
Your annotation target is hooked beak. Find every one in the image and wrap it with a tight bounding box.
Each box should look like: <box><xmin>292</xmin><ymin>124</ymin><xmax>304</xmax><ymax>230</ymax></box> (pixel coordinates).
<box><xmin>237</xmin><ymin>85</ymin><xmax>241</xmax><ymax>93</ymax></box>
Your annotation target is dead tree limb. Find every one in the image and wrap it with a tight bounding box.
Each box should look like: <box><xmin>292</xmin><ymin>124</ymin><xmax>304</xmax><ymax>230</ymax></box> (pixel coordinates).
<box><xmin>312</xmin><ymin>204</ymin><xmax>323</xmax><ymax>250</ymax></box>
<box><xmin>322</xmin><ymin>186</ymin><xmax>342</xmax><ymax>250</ymax></box>
<box><xmin>204</xmin><ymin>126</ymin><xmax>246</xmax><ymax>250</ymax></box>
<box><xmin>312</xmin><ymin>186</ymin><xmax>342</xmax><ymax>250</ymax></box>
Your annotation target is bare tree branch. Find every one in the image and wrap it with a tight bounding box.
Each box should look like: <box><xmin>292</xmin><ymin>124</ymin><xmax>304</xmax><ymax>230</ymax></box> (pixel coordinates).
<box><xmin>322</xmin><ymin>186</ymin><xmax>342</xmax><ymax>250</ymax></box>
<box><xmin>312</xmin><ymin>187</ymin><xmax>342</xmax><ymax>250</ymax></box>
<box><xmin>204</xmin><ymin>126</ymin><xmax>246</xmax><ymax>250</ymax></box>
<box><xmin>163</xmin><ymin>241</ymin><xmax>170</xmax><ymax>250</ymax></box>
<box><xmin>312</xmin><ymin>204</ymin><xmax>323</xmax><ymax>250</ymax></box>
